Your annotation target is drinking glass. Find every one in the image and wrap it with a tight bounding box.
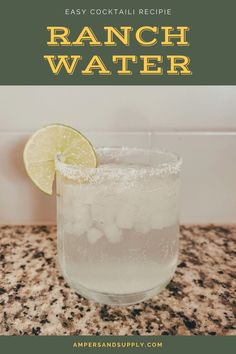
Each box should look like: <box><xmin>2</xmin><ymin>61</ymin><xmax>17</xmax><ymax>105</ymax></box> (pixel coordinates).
<box><xmin>56</xmin><ymin>147</ymin><xmax>182</xmax><ymax>305</ymax></box>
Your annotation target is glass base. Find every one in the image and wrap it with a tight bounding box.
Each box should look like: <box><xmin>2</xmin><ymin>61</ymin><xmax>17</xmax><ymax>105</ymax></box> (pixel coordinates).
<box><xmin>64</xmin><ymin>276</ymin><xmax>170</xmax><ymax>305</ymax></box>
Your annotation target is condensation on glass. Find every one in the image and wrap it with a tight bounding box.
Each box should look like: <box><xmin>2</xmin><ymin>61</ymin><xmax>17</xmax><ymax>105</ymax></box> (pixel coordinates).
<box><xmin>56</xmin><ymin>147</ymin><xmax>182</xmax><ymax>305</ymax></box>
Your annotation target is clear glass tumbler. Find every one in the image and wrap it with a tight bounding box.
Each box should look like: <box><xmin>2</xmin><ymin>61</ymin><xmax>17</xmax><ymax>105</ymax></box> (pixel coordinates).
<box><xmin>56</xmin><ymin>147</ymin><xmax>182</xmax><ymax>305</ymax></box>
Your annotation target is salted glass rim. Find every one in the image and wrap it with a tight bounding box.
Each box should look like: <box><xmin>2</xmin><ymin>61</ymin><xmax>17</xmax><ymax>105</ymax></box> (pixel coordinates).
<box><xmin>55</xmin><ymin>147</ymin><xmax>182</xmax><ymax>181</ymax></box>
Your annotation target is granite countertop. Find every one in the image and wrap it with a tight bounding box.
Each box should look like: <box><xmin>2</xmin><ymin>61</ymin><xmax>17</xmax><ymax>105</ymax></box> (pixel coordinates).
<box><xmin>0</xmin><ymin>225</ymin><xmax>235</xmax><ymax>336</ymax></box>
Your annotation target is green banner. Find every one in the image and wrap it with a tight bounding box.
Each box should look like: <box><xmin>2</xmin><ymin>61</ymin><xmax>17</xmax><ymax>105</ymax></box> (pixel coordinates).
<box><xmin>0</xmin><ymin>336</ymin><xmax>235</xmax><ymax>354</ymax></box>
<box><xmin>0</xmin><ymin>0</ymin><xmax>235</xmax><ymax>84</ymax></box>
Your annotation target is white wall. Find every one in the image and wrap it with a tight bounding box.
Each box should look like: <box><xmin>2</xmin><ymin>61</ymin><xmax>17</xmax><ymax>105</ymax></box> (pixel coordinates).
<box><xmin>0</xmin><ymin>86</ymin><xmax>235</xmax><ymax>224</ymax></box>
<box><xmin>1</xmin><ymin>86</ymin><xmax>236</xmax><ymax>132</ymax></box>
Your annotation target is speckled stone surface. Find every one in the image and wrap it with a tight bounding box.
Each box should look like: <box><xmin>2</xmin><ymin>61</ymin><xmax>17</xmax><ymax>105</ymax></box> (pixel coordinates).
<box><xmin>0</xmin><ymin>225</ymin><xmax>235</xmax><ymax>336</ymax></box>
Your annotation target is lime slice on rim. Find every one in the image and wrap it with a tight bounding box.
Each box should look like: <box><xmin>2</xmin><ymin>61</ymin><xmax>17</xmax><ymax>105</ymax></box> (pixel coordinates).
<box><xmin>23</xmin><ymin>124</ymin><xmax>97</xmax><ymax>195</ymax></box>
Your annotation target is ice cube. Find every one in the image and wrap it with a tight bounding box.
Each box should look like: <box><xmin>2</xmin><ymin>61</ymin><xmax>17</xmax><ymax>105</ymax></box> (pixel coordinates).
<box><xmin>103</xmin><ymin>223</ymin><xmax>122</xmax><ymax>243</ymax></box>
<box><xmin>87</xmin><ymin>227</ymin><xmax>103</xmax><ymax>244</ymax></box>
<box><xmin>91</xmin><ymin>204</ymin><xmax>106</xmax><ymax>223</ymax></box>
<box><xmin>71</xmin><ymin>205</ymin><xmax>92</xmax><ymax>237</ymax></box>
<box><xmin>116</xmin><ymin>203</ymin><xmax>135</xmax><ymax>229</ymax></box>
<box><xmin>91</xmin><ymin>197</ymin><xmax>120</xmax><ymax>225</ymax></box>
<box><xmin>104</xmin><ymin>196</ymin><xmax>120</xmax><ymax>220</ymax></box>
<box><xmin>72</xmin><ymin>184</ymin><xmax>97</xmax><ymax>205</ymax></box>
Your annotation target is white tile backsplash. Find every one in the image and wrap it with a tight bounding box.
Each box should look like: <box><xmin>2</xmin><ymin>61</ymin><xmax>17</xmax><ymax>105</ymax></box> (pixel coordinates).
<box><xmin>0</xmin><ymin>86</ymin><xmax>235</xmax><ymax>224</ymax></box>
<box><xmin>0</xmin><ymin>86</ymin><xmax>236</xmax><ymax>132</ymax></box>
<box><xmin>0</xmin><ymin>131</ymin><xmax>235</xmax><ymax>224</ymax></box>
<box><xmin>151</xmin><ymin>132</ymin><xmax>236</xmax><ymax>224</ymax></box>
